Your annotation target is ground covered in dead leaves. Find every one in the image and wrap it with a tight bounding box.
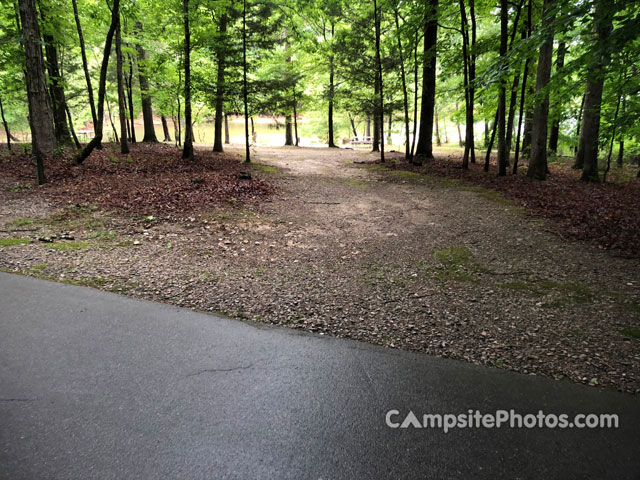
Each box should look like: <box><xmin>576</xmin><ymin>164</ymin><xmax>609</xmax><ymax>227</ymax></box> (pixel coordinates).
<box><xmin>1</xmin><ymin>143</ymin><xmax>639</xmax><ymax>393</ymax></box>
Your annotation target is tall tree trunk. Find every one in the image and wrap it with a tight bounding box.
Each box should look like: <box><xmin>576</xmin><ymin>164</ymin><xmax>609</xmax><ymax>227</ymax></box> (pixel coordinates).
<box><xmin>161</xmin><ymin>115</ymin><xmax>171</xmax><ymax>142</ymax></box>
<box><xmin>484</xmin><ymin>108</ymin><xmax>499</xmax><ymax>171</ymax></box>
<box><xmin>410</xmin><ymin>31</ymin><xmax>419</xmax><ymax>158</ymax></box>
<box><xmin>327</xmin><ymin>24</ymin><xmax>336</xmax><ymax>148</ymax></box>
<box><xmin>547</xmin><ymin>41</ymin><xmax>566</xmax><ymax>154</ymax></box>
<box><xmin>526</xmin><ymin>0</ymin><xmax>556</xmax><ymax>180</ymax></box>
<box><xmin>75</xmin><ymin>0</ymin><xmax>120</xmax><ymax>163</ymax></box>
<box><xmin>0</xmin><ymin>93</ymin><xmax>12</xmax><ymax>150</ymax></box>
<box><xmin>415</xmin><ymin>0</ymin><xmax>438</xmax><ymax>162</ymax></box>
<box><xmin>241</xmin><ymin>0</ymin><xmax>250</xmax><ymax>162</ymax></box>
<box><xmin>372</xmin><ymin>80</ymin><xmax>380</xmax><ymax>152</ymax></box>
<box><xmin>512</xmin><ymin>0</ymin><xmax>532</xmax><ymax>174</ymax></box>
<box><xmin>602</xmin><ymin>93</ymin><xmax>621</xmax><ymax>183</ymax></box>
<box><xmin>365</xmin><ymin>116</ymin><xmax>371</xmax><ymax>138</ymax></box>
<box><xmin>374</xmin><ymin>0</ymin><xmax>384</xmax><ymax>162</ymax></box>
<box><xmin>19</xmin><ymin>0</ymin><xmax>56</xmax><ymax>161</ymax></box>
<box><xmin>126</xmin><ymin>53</ymin><xmax>137</xmax><ymax>143</ymax></box>
<box><xmin>616</xmin><ymin>97</ymin><xmax>624</xmax><ymax>167</ymax></box>
<box><xmin>497</xmin><ymin>0</ymin><xmax>509</xmax><ymax>176</ymax></box>
<box><xmin>182</xmin><ymin>0</ymin><xmax>194</xmax><ymax>160</ymax></box>
<box><xmin>224</xmin><ymin>113</ymin><xmax>230</xmax><ymax>144</ymax></box>
<box><xmin>116</xmin><ymin>14</ymin><xmax>129</xmax><ymax>154</ymax></box>
<box><xmin>213</xmin><ymin>11</ymin><xmax>228</xmax><ymax>152</ymax></box>
<box><xmin>394</xmin><ymin>7</ymin><xmax>410</xmax><ymax>160</ymax></box>
<box><xmin>106</xmin><ymin>95</ymin><xmax>119</xmax><ymax>143</ymax></box>
<box><xmin>71</xmin><ymin>0</ymin><xmax>97</xmax><ymax>133</ymax></box>
<box><xmin>293</xmin><ymin>90</ymin><xmax>299</xmax><ymax>146</ymax></box>
<box><xmin>134</xmin><ymin>22</ymin><xmax>158</xmax><ymax>143</ymax></box>
<box><xmin>459</xmin><ymin>0</ymin><xmax>472</xmax><ymax>169</ymax></box>
<box><xmin>577</xmin><ymin>0</ymin><xmax>613</xmax><ymax>183</ymax></box>
<box><xmin>40</xmin><ymin>14</ymin><xmax>73</xmax><ymax>147</ymax></box>
<box><xmin>348</xmin><ymin>113</ymin><xmax>358</xmax><ymax>138</ymax></box>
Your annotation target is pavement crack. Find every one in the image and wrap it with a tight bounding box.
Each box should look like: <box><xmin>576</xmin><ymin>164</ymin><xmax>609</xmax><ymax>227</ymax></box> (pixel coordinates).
<box><xmin>186</xmin><ymin>364</ymin><xmax>254</xmax><ymax>377</ymax></box>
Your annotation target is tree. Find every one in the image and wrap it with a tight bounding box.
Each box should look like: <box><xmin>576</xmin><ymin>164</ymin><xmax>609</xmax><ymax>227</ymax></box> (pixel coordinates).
<box><xmin>496</xmin><ymin>0</ymin><xmax>508</xmax><ymax>176</ymax></box>
<box><xmin>373</xmin><ymin>0</ymin><xmax>384</xmax><ymax>162</ymax></box>
<box><xmin>75</xmin><ymin>0</ymin><xmax>121</xmax><ymax>164</ymax></box>
<box><xmin>182</xmin><ymin>0</ymin><xmax>194</xmax><ymax>160</ymax></box>
<box><xmin>72</xmin><ymin>0</ymin><xmax>98</xmax><ymax>132</ymax></box>
<box><xmin>576</xmin><ymin>0</ymin><xmax>614</xmax><ymax>182</ymax></box>
<box><xmin>18</xmin><ymin>0</ymin><xmax>56</xmax><ymax>164</ymax></box>
<box><xmin>135</xmin><ymin>22</ymin><xmax>159</xmax><ymax>142</ymax></box>
<box><xmin>116</xmin><ymin>9</ymin><xmax>129</xmax><ymax>154</ymax></box>
<box><xmin>213</xmin><ymin>8</ymin><xmax>228</xmax><ymax>152</ymax></box>
<box><xmin>414</xmin><ymin>0</ymin><xmax>437</xmax><ymax>163</ymax></box>
<box><xmin>527</xmin><ymin>0</ymin><xmax>556</xmax><ymax>181</ymax></box>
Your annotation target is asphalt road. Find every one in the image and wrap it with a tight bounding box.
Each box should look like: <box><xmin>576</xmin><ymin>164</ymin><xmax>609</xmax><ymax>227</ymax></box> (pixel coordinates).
<box><xmin>1</xmin><ymin>272</ymin><xmax>638</xmax><ymax>479</ymax></box>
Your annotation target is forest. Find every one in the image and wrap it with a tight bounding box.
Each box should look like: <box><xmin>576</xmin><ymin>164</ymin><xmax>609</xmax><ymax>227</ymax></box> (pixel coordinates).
<box><xmin>1</xmin><ymin>0</ymin><xmax>638</xmax><ymax>183</ymax></box>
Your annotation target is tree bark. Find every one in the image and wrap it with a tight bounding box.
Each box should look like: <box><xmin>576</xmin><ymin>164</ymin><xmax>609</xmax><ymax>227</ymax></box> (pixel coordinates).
<box><xmin>126</xmin><ymin>53</ymin><xmax>137</xmax><ymax>142</ymax></box>
<box><xmin>435</xmin><ymin>105</ymin><xmax>441</xmax><ymax>146</ymax></box>
<box><xmin>415</xmin><ymin>0</ymin><xmax>438</xmax><ymax>162</ymax></box>
<box><xmin>527</xmin><ymin>0</ymin><xmax>556</xmax><ymax>180</ymax></box>
<box><xmin>0</xmin><ymin>93</ymin><xmax>12</xmax><ymax>150</ymax></box>
<box><xmin>40</xmin><ymin>12</ymin><xmax>73</xmax><ymax>147</ymax></box>
<box><xmin>241</xmin><ymin>0</ymin><xmax>249</xmax><ymax>162</ymax></box>
<box><xmin>72</xmin><ymin>0</ymin><xmax>97</xmax><ymax>132</ymax></box>
<box><xmin>182</xmin><ymin>0</ymin><xmax>194</xmax><ymax>160</ymax></box>
<box><xmin>577</xmin><ymin>0</ymin><xmax>613</xmax><ymax>182</ymax></box>
<box><xmin>64</xmin><ymin>104</ymin><xmax>81</xmax><ymax>148</ymax></box>
<box><xmin>374</xmin><ymin>0</ymin><xmax>384</xmax><ymax>163</ymax></box>
<box><xmin>327</xmin><ymin>23</ymin><xmax>336</xmax><ymax>148</ymax></box>
<box><xmin>134</xmin><ymin>22</ymin><xmax>158</xmax><ymax>143</ymax></box>
<box><xmin>497</xmin><ymin>0</ymin><xmax>509</xmax><ymax>176</ymax></box>
<box><xmin>459</xmin><ymin>0</ymin><xmax>472</xmax><ymax>169</ymax></box>
<box><xmin>547</xmin><ymin>41</ymin><xmax>566</xmax><ymax>154</ymax></box>
<box><xmin>116</xmin><ymin>14</ymin><xmax>129</xmax><ymax>154</ymax></box>
<box><xmin>285</xmin><ymin>114</ymin><xmax>293</xmax><ymax>145</ymax></box>
<box><xmin>161</xmin><ymin>115</ymin><xmax>172</xmax><ymax>142</ymax></box>
<box><xmin>224</xmin><ymin>113</ymin><xmax>230</xmax><ymax>144</ymax></box>
<box><xmin>19</xmin><ymin>0</ymin><xmax>56</xmax><ymax>158</ymax></box>
<box><xmin>394</xmin><ymin>7</ymin><xmax>411</xmax><ymax>160</ymax></box>
<box><xmin>213</xmin><ymin>11</ymin><xmax>228</xmax><ymax>152</ymax></box>
<box><xmin>512</xmin><ymin>0</ymin><xmax>531</xmax><ymax>174</ymax></box>
<box><xmin>75</xmin><ymin>0</ymin><xmax>120</xmax><ymax>163</ymax></box>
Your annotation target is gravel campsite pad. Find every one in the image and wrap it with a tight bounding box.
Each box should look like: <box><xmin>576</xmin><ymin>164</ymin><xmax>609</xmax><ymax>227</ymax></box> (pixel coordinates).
<box><xmin>1</xmin><ymin>144</ymin><xmax>639</xmax><ymax>393</ymax></box>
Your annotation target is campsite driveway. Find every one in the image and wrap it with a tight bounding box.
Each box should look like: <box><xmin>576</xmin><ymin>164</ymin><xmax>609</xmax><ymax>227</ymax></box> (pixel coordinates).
<box><xmin>1</xmin><ymin>272</ymin><xmax>638</xmax><ymax>479</ymax></box>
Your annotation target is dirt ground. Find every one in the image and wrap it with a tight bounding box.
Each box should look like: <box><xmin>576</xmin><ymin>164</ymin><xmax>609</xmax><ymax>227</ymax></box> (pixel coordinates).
<box><xmin>1</xmin><ymin>145</ymin><xmax>639</xmax><ymax>393</ymax></box>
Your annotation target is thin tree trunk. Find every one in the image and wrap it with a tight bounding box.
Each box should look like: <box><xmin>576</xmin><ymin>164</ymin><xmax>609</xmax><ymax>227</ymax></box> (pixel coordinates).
<box><xmin>372</xmin><ymin>80</ymin><xmax>380</xmax><ymax>152</ymax></box>
<box><xmin>0</xmin><ymin>93</ymin><xmax>12</xmax><ymax>150</ymax></box>
<box><xmin>547</xmin><ymin>41</ymin><xmax>566</xmax><ymax>154</ymax></box>
<box><xmin>505</xmin><ymin>72</ymin><xmax>520</xmax><ymax>164</ymax></box>
<box><xmin>134</xmin><ymin>22</ymin><xmax>158</xmax><ymax>143</ymax></box>
<box><xmin>348</xmin><ymin>113</ymin><xmax>358</xmax><ymax>138</ymax></box>
<box><xmin>497</xmin><ymin>0</ymin><xmax>509</xmax><ymax>176</ymax></box>
<box><xmin>327</xmin><ymin>23</ymin><xmax>336</xmax><ymax>148</ymax></box>
<box><xmin>106</xmin><ymin>95</ymin><xmax>119</xmax><ymax>143</ymax></box>
<box><xmin>415</xmin><ymin>0</ymin><xmax>438</xmax><ymax>162</ymax></box>
<box><xmin>72</xmin><ymin>0</ymin><xmax>97</xmax><ymax>132</ymax></box>
<box><xmin>65</xmin><ymin>104</ymin><xmax>81</xmax><ymax>148</ymax></box>
<box><xmin>242</xmin><ymin>0</ymin><xmax>249</xmax><ymax>162</ymax></box>
<box><xmin>410</xmin><ymin>30</ymin><xmax>419</xmax><ymax>158</ymax></box>
<box><xmin>19</xmin><ymin>0</ymin><xmax>56</xmax><ymax>160</ymax></box>
<box><xmin>512</xmin><ymin>0</ymin><xmax>531</xmax><ymax>174</ymax></box>
<box><xmin>126</xmin><ymin>53</ymin><xmax>137</xmax><ymax>143</ymax></box>
<box><xmin>75</xmin><ymin>0</ymin><xmax>120</xmax><ymax>164</ymax></box>
<box><xmin>602</xmin><ymin>93</ymin><xmax>621</xmax><ymax>183</ymax></box>
<box><xmin>213</xmin><ymin>11</ymin><xmax>228</xmax><ymax>152</ymax></box>
<box><xmin>123</xmin><ymin>90</ymin><xmax>132</xmax><ymax>141</ymax></box>
<box><xmin>435</xmin><ymin>105</ymin><xmax>441</xmax><ymax>146</ymax></box>
<box><xmin>577</xmin><ymin>0</ymin><xmax>613</xmax><ymax>182</ymax></box>
<box><xmin>116</xmin><ymin>14</ymin><xmax>129</xmax><ymax>154</ymax></box>
<box><xmin>484</xmin><ymin>108</ymin><xmax>499</xmax><ymax>171</ymax></box>
<box><xmin>374</xmin><ymin>0</ymin><xmax>384</xmax><ymax>163</ymax></box>
<box><xmin>572</xmin><ymin>94</ymin><xmax>585</xmax><ymax>159</ymax></box>
<box><xmin>224</xmin><ymin>113</ymin><xmax>230</xmax><ymax>144</ymax></box>
<box><xmin>366</xmin><ymin>116</ymin><xmax>371</xmax><ymax>138</ymax></box>
<box><xmin>182</xmin><ymin>0</ymin><xmax>194</xmax><ymax>160</ymax></box>
<box><xmin>394</xmin><ymin>7</ymin><xmax>411</xmax><ymax>160</ymax></box>
<box><xmin>459</xmin><ymin>0</ymin><xmax>472</xmax><ymax>169</ymax></box>
<box><xmin>161</xmin><ymin>115</ymin><xmax>171</xmax><ymax>142</ymax></box>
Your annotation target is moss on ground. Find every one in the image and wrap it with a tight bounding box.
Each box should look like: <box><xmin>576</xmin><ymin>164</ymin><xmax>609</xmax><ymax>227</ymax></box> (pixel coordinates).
<box><xmin>0</xmin><ymin>237</ymin><xmax>29</xmax><ymax>247</ymax></box>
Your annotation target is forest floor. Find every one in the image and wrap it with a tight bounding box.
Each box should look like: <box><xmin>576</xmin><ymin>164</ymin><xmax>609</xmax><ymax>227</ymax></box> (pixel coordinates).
<box><xmin>1</xmin><ymin>143</ymin><xmax>639</xmax><ymax>393</ymax></box>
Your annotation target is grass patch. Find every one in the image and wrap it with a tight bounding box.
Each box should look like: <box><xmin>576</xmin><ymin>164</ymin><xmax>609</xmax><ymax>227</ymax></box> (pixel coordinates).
<box><xmin>27</xmin><ymin>263</ymin><xmax>48</xmax><ymax>274</ymax></box>
<box><xmin>461</xmin><ymin>185</ymin><xmax>517</xmax><ymax>207</ymax></box>
<box><xmin>0</xmin><ymin>237</ymin><xmax>29</xmax><ymax>247</ymax></box>
<box><xmin>389</xmin><ymin>170</ymin><xmax>426</xmax><ymax>183</ymax></box>
<box><xmin>498</xmin><ymin>278</ymin><xmax>595</xmax><ymax>306</ymax></box>
<box><xmin>620</xmin><ymin>327</ymin><xmax>640</xmax><ymax>340</ymax></box>
<box><xmin>428</xmin><ymin>245</ymin><xmax>477</xmax><ymax>282</ymax></box>
<box><xmin>48</xmin><ymin>241</ymin><xmax>89</xmax><ymax>251</ymax></box>
<box><xmin>345</xmin><ymin>178</ymin><xmax>369</xmax><ymax>189</ymax></box>
<box><xmin>252</xmin><ymin>163</ymin><xmax>278</xmax><ymax>174</ymax></box>
<box><xmin>9</xmin><ymin>217</ymin><xmax>37</xmax><ymax>227</ymax></box>
<box><xmin>6</xmin><ymin>183</ymin><xmax>33</xmax><ymax>193</ymax></box>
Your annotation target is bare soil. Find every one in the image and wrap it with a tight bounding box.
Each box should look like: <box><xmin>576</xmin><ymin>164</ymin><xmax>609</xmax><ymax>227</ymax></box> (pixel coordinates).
<box><xmin>1</xmin><ymin>144</ymin><xmax>639</xmax><ymax>393</ymax></box>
